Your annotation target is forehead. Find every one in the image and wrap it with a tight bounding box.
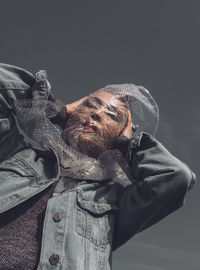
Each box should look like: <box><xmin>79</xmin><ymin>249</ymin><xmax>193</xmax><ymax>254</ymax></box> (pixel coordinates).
<box><xmin>90</xmin><ymin>90</ymin><xmax>122</xmax><ymax>107</ymax></box>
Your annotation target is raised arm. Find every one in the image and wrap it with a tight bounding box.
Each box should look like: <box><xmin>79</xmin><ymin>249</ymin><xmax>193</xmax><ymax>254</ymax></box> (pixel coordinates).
<box><xmin>0</xmin><ymin>64</ymin><xmax>60</xmax><ymax>214</ymax></box>
<box><xmin>0</xmin><ymin>64</ymin><xmax>37</xmax><ymax>161</ymax></box>
<box><xmin>111</xmin><ymin>132</ymin><xmax>196</xmax><ymax>251</ymax></box>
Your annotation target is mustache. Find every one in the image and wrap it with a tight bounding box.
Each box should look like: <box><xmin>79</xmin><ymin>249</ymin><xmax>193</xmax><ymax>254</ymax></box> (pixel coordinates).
<box><xmin>62</xmin><ymin>111</ymin><xmax>116</xmax><ymax>148</ymax></box>
<box><xmin>63</xmin><ymin>113</ymin><xmax>100</xmax><ymax>136</ymax></box>
<box><xmin>62</xmin><ymin>122</ymin><xmax>108</xmax><ymax>158</ymax></box>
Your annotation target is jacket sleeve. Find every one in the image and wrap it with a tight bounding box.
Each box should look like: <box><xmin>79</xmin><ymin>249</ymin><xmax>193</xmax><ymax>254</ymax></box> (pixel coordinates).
<box><xmin>0</xmin><ymin>64</ymin><xmax>60</xmax><ymax>214</ymax></box>
<box><xmin>112</xmin><ymin>132</ymin><xmax>196</xmax><ymax>250</ymax></box>
<box><xmin>0</xmin><ymin>63</ymin><xmax>62</xmax><ymax>160</ymax></box>
<box><xmin>0</xmin><ymin>63</ymin><xmax>37</xmax><ymax>161</ymax></box>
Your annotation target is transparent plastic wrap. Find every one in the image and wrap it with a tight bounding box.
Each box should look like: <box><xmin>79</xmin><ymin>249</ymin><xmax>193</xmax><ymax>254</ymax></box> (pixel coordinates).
<box><xmin>14</xmin><ymin>83</ymin><xmax>159</xmax><ymax>181</ymax></box>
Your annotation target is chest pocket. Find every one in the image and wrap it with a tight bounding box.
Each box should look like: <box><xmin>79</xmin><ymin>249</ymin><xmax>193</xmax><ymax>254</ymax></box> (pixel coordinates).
<box><xmin>76</xmin><ymin>191</ymin><xmax>118</xmax><ymax>247</ymax></box>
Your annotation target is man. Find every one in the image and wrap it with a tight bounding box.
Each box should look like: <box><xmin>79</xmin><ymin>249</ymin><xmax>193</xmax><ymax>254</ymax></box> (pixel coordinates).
<box><xmin>0</xmin><ymin>63</ymin><xmax>196</xmax><ymax>270</ymax></box>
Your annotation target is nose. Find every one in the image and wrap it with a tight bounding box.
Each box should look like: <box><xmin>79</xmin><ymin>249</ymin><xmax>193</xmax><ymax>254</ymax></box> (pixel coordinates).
<box><xmin>90</xmin><ymin>113</ymin><xmax>101</xmax><ymax>121</ymax></box>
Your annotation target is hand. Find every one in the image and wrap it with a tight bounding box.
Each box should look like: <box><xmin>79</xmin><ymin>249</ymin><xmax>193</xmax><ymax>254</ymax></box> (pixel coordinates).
<box><xmin>120</xmin><ymin>109</ymin><xmax>136</xmax><ymax>139</ymax></box>
<box><xmin>65</xmin><ymin>96</ymin><xmax>88</xmax><ymax>116</ymax></box>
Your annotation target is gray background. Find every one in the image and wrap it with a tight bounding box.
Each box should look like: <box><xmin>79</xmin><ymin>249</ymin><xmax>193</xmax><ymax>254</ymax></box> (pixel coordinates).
<box><xmin>0</xmin><ymin>1</ymin><xmax>199</xmax><ymax>269</ymax></box>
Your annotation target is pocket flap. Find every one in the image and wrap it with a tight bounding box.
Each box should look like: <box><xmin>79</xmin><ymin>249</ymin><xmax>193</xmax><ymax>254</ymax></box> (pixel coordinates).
<box><xmin>77</xmin><ymin>192</ymin><xmax>118</xmax><ymax>215</ymax></box>
<box><xmin>0</xmin><ymin>157</ymin><xmax>35</xmax><ymax>177</ymax></box>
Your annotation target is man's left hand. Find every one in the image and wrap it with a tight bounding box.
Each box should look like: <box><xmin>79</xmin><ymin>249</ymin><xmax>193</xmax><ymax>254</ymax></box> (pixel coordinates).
<box><xmin>120</xmin><ymin>109</ymin><xmax>136</xmax><ymax>139</ymax></box>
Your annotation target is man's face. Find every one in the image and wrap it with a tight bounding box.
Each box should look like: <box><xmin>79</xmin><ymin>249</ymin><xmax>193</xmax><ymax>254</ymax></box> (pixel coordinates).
<box><xmin>63</xmin><ymin>91</ymin><xmax>128</xmax><ymax>158</ymax></box>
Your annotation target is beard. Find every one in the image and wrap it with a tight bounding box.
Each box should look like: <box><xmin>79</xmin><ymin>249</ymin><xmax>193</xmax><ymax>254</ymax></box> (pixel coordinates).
<box><xmin>62</xmin><ymin>115</ymin><xmax>109</xmax><ymax>159</ymax></box>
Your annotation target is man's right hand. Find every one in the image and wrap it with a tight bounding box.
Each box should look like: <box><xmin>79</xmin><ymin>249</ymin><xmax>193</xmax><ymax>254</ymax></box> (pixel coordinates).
<box><xmin>65</xmin><ymin>96</ymin><xmax>88</xmax><ymax>116</ymax></box>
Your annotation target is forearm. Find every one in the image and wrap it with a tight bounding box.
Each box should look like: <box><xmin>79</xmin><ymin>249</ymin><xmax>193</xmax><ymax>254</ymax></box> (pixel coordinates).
<box><xmin>0</xmin><ymin>64</ymin><xmax>51</xmax><ymax>160</ymax></box>
<box><xmin>112</xmin><ymin>132</ymin><xmax>196</xmax><ymax>250</ymax></box>
<box><xmin>112</xmin><ymin>132</ymin><xmax>196</xmax><ymax>189</ymax></box>
<box><xmin>0</xmin><ymin>63</ymin><xmax>35</xmax><ymax>111</ymax></box>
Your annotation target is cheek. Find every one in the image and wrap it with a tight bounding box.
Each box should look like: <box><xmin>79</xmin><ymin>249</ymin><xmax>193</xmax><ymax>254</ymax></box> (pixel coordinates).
<box><xmin>77</xmin><ymin>106</ymin><xmax>90</xmax><ymax>114</ymax></box>
<box><xmin>102</xmin><ymin>121</ymin><xmax>123</xmax><ymax>140</ymax></box>
<box><xmin>112</xmin><ymin>124</ymin><xmax>124</xmax><ymax>137</ymax></box>
<box><xmin>67</xmin><ymin>109</ymin><xmax>87</xmax><ymax>125</ymax></box>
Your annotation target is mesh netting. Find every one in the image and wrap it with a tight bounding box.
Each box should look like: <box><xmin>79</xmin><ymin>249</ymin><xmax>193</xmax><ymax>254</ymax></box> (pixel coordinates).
<box><xmin>96</xmin><ymin>84</ymin><xmax>159</xmax><ymax>136</ymax></box>
<box><xmin>14</xmin><ymin>78</ymin><xmax>159</xmax><ymax>181</ymax></box>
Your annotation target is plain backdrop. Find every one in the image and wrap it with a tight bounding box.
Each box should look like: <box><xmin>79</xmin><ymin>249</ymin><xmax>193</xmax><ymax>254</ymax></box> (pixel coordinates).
<box><xmin>0</xmin><ymin>1</ymin><xmax>199</xmax><ymax>269</ymax></box>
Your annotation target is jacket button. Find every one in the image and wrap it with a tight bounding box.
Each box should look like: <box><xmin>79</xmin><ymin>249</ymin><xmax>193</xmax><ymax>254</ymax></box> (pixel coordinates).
<box><xmin>49</xmin><ymin>254</ymin><xmax>59</xmax><ymax>265</ymax></box>
<box><xmin>53</xmin><ymin>213</ymin><xmax>63</xmax><ymax>222</ymax></box>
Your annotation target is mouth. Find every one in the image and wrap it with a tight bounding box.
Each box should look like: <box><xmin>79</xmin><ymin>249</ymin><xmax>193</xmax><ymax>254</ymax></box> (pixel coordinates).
<box><xmin>83</xmin><ymin>121</ymin><xmax>97</xmax><ymax>133</ymax></box>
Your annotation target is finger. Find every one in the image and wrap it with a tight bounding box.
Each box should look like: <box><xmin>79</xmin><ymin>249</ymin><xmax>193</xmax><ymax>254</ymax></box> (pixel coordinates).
<box><xmin>66</xmin><ymin>96</ymin><xmax>88</xmax><ymax>115</ymax></box>
<box><xmin>126</xmin><ymin>109</ymin><xmax>132</xmax><ymax>127</ymax></box>
<box><xmin>76</xmin><ymin>96</ymin><xmax>88</xmax><ymax>106</ymax></box>
<box><xmin>127</xmin><ymin>109</ymin><xmax>137</xmax><ymax>131</ymax></box>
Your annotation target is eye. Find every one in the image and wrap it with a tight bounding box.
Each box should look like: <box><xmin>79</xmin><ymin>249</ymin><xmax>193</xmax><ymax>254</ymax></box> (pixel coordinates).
<box><xmin>84</xmin><ymin>100</ymin><xmax>96</xmax><ymax>108</ymax></box>
<box><xmin>107</xmin><ymin>113</ymin><xmax>118</xmax><ymax>121</ymax></box>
